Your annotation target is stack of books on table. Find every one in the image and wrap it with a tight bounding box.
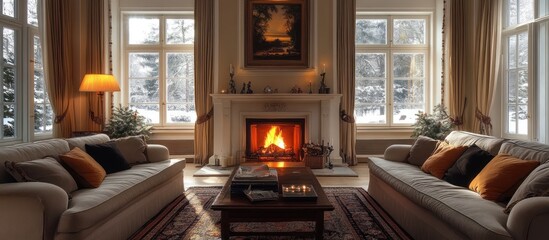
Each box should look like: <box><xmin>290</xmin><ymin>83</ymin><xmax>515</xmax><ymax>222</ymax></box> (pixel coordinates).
<box><xmin>231</xmin><ymin>164</ymin><xmax>279</xmax><ymax>195</ymax></box>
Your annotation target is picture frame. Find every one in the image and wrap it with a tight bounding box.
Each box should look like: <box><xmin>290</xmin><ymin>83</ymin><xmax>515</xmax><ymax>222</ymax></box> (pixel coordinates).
<box><xmin>245</xmin><ymin>0</ymin><xmax>309</xmax><ymax>68</ymax></box>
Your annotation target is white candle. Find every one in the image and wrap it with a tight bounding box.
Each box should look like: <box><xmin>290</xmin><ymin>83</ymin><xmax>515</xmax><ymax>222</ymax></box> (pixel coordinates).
<box><xmin>230</xmin><ymin>64</ymin><xmax>234</xmax><ymax>75</ymax></box>
<box><xmin>322</xmin><ymin>64</ymin><xmax>326</xmax><ymax>74</ymax></box>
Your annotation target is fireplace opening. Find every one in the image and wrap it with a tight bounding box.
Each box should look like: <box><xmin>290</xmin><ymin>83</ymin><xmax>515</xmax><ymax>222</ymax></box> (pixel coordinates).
<box><xmin>245</xmin><ymin>118</ymin><xmax>305</xmax><ymax>162</ymax></box>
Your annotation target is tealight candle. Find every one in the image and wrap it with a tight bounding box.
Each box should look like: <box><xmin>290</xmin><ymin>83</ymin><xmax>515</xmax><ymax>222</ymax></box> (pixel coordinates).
<box><xmin>220</xmin><ymin>89</ymin><xmax>227</xmax><ymax>94</ymax></box>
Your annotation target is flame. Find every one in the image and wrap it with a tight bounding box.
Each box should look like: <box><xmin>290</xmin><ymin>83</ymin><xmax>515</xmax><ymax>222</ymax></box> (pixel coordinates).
<box><xmin>264</xmin><ymin>126</ymin><xmax>285</xmax><ymax>149</ymax></box>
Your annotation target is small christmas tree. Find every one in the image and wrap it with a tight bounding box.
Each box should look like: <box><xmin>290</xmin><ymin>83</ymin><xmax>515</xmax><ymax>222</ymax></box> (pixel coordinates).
<box><xmin>411</xmin><ymin>104</ymin><xmax>454</xmax><ymax>140</ymax></box>
<box><xmin>105</xmin><ymin>105</ymin><xmax>151</xmax><ymax>139</ymax></box>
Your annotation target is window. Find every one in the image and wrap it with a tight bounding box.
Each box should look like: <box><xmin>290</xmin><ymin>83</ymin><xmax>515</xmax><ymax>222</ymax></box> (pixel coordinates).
<box><xmin>123</xmin><ymin>14</ymin><xmax>195</xmax><ymax>126</ymax></box>
<box><xmin>503</xmin><ymin>30</ymin><xmax>529</xmax><ymax>136</ymax></box>
<box><xmin>355</xmin><ymin>15</ymin><xmax>429</xmax><ymax>126</ymax></box>
<box><xmin>1</xmin><ymin>0</ymin><xmax>51</xmax><ymax>142</ymax></box>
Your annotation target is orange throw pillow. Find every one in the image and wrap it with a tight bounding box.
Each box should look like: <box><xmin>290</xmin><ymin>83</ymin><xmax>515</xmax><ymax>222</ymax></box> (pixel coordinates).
<box><xmin>59</xmin><ymin>147</ymin><xmax>106</xmax><ymax>188</ymax></box>
<box><xmin>421</xmin><ymin>144</ymin><xmax>468</xmax><ymax>179</ymax></box>
<box><xmin>469</xmin><ymin>154</ymin><xmax>539</xmax><ymax>201</ymax></box>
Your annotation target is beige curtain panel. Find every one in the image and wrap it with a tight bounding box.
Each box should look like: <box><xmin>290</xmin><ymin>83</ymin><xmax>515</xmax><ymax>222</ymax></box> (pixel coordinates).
<box><xmin>337</xmin><ymin>0</ymin><xmax>357</xmax><ymax>166</ymax></box>
<box><xmin>194</xmin><ymin>0</ymin><xmax>215</xmax><ymax>165</ymax></box>
<box><xmin>445</xmin><ymin>0</ymin><xmax>467</xmax><ymax>130</ymax></box>
<box><xmin>43</xmin><ymin>0</ymin><xmax>75</xmax><ymax>138</ymax></box>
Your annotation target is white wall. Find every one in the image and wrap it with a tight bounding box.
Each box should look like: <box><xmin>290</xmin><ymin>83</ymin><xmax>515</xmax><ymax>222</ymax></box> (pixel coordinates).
<box><xmin>119</xmin><ymin>0</ymin><xmax>193</xmax><ymax>10</ymax></box>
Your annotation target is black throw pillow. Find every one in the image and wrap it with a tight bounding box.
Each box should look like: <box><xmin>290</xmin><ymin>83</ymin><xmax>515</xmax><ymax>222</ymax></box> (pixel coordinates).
<box><xmin>443</xmin><ymin>144</ymin><xmax>494</xmax><ymax>187</ymax></box>
<box><xmin>85</xmin><ymin>142</ymin><xmax>131</xmax><ymax>174</ymax></box>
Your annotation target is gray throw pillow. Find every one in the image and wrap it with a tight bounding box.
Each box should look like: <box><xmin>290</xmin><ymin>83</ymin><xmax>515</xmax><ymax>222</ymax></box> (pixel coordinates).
<box><xmin>407</xmin><ymin>136</ymin><xmax>440</xmax><ymax>166</ymax></box>
<box><xmin>505</xmin><ymin>163</ymin><xmax>549</xmax><ymax>213</ymax></box>
<box><xmin>110</xmin><ymin>135</ymin><xmax>148</xmax><ymax>165</ymax></box>
<box><xmin>4</xmin><ymin>157</ymin><xmax>78</xmax><ymax>194</ymax></box>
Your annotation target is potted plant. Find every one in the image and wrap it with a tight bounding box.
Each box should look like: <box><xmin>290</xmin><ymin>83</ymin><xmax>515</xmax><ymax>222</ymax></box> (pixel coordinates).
<box><xmin>105</xmin><ymin>105</ymin><xmax>151</xmax><ymax>139</ymax></box>
<box><xmin>411</xmin><ymin>104</ymin><xmax>454</xmax><ymax>140</ymax></box>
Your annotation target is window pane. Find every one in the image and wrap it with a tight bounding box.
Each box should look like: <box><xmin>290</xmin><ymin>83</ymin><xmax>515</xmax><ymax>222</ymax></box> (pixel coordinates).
<box><xmin>3</xmin><ymin>104</ymin><xmax>15</xmax><ymax>137</ymax></box>
<box><xmin>167</xmin><ymin>53</ymin><xmax>193</xmax><ymax>78</ymax></box>
<box><xmin>540</xmin><ymin>0</ymin><xmax>549</xmax><ymax>17</ymax></box>
<box><xmin>3</xmin><ymin>28</ymin><xmax>15</xmax><ymax>65</ymax></box>
<box><xmin>356</xmin><ymin>53</ymin><xmax>385</xmax><ymax>78</ymax></box>
<box><xmin>356</xmin><ymin>19</ymin><xmax>387</xmax><ymax>44</ymax></box>
<box><xmin>166</xmin><ymin>19</ymin><xmax>194</xmax><ymax>44</ymax></box>
<box><xmin>508</xmin><ymin>70</ymin><xmax>518</xmax><ymax>103</ymax></box>
<box><xmin>393</xmin><ymin>19</ymin><xmax>425</xmax><ymax>45</ymax></box>
<box><xmin>518</xmin><ymin>0</ymin><xmax>534</xmax><ymax>24</ymax></box>
<box><xmin>518</xmin><ymin>70</ymin><xmax>528</xmax><ymax>104</ymax></box>
<box><xmin>128</xmin><ymin>17</ymin><xmax>159</xmax><ymax>44</ymax></box>
<box><xmin>129</xmin><ymin>79</ymin><xmax>159</xmax><ymax>103</ymax></box>
<box><xmin>393</xmin><ymin>53</ymin><xmax>425</xmax><ymax>78</ymax></box>
<box><xmin>393</xmin><ymin>80</ymin><xmax>424</xmax><ymax>124</ymax></box>
<box><xmin>508</xmin><ymin>105</ymin><xmax>517</xmax><ymax>134</ymax></box>
<box><xmin>167</xmin><ymin>77</ymin><xmax>193</xmax><ymax>102</ymax></box>
<box><xmin>2</xmin><ymin>0</ymin><xmax>14</xmax><ymax>17</ymax></box>
<box><xmin>167</xmin><ymin>104</ymin><xmax>196</xmax><ymax>123</ymax></box>
<box><xmin>518</xmin><ymin>105</ymin><xmax>528</xmax><ymax>134</ymax></box>
<box><xmin>129</xmin><ymin>53</ymin><xmax>159</xmax><ymax>78</ymax></box>
<box><xmin>33</xmin><ymin>36</ymin><xmax>43</xmax><ymax>69</ymax></box>
<box><xmin>355</xmin><ymin>79</ymin><xmax>386</xmax><ymax>124</ymax></box>
<box><xmin>508</xmin><ymin>0</ymin><xmax>518</xmax><ymax>26</ymax></box>
<box><xmin>28</xmin><ymin>0</ymin><xmax>38</xmax><ymax>26</ymax></box>
<box><xmin>518</xmin><ymin>32</ymin><xmax>528</xmax><ymax>67</ymax></box>
<box><xmin>131</xmin><ymin>104</ymin><xmax>159</xmax><ymax>124</ymax></box>
<box><xmin>3</xmin><ymin>67</ymin><xmax>15</xmax><ymax>102</ymax></box>
<box><xmin>508</xmin><ymin>35</ymin><xmax>517</xmax><ymax>68</ymax></box>
<box><xmin>33</xmin><ymin>36</ymin><xmax>51</xmax><ymax>133</ymax></box>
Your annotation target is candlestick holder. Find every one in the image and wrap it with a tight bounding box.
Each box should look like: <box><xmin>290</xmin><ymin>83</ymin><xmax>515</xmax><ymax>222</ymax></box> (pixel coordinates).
<box><xmin>318</xmin><ymin>72</ymin><xmax>328</xmax><ymax>94</ymax></box>
<box><xmin>228</xmin><ymin>73</ymin><xmax>236</xmax><ymax>94</ymax></box>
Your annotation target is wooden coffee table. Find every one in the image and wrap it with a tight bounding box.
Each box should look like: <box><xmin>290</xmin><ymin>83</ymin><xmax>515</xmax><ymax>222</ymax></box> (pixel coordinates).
<box><xmin>211</xmin><ymin>166</ymin><xmax>334</xmax><ymax>240</ymax></box>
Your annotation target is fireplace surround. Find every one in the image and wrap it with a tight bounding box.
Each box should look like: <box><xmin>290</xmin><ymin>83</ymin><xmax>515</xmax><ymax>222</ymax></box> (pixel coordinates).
<box><xmin>211</xmin><ymin>94</ymin><xmax>342</xmax><ymax>167</ymax></box>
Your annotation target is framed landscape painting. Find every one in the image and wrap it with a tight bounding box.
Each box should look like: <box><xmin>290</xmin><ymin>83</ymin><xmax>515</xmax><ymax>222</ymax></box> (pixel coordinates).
<box><xmin>245</xmin><ymin>0</ymin><xmax>309</xmax><ymax>68</ymax></box>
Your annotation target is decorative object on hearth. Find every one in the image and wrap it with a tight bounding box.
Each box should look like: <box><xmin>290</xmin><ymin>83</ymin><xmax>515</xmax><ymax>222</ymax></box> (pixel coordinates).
<box><xmin>308</xmin><ymin>81</ymin><xmax>313</xmax><ymax>94</ymax></box>
<box><xmin>240</xmin><ymin>82</ymin><xmax>246</xmax><ymax>94</ymax></box>
<box><xmin>246</xmin><ymin>81</ymin><xmax>253</xmax><ymax>94</ymax></box>
<box><xmin>290</xmin><ymin>85</ymin><xmax>299</xmax><ymax>93</ymax></box>
<box><xmin>411</xmin><ymin>104</ymin><xmax>454</xmax><ymax>140</ymax></box>
<box><xmin>229</xmin><ymin>64</ymin><xmax>237</xmax><ymax>94</ymax></box>
<box><xmin>79</xmin><ymin>74</ymin><xmax>121</xmax><ymax>129</ymax></box>
<box><xmin>263</xmin><ymin>85</ymin><xmax>273</xmax><ymax>94</ymax></box>
<box><xmin>302</xmin><ymin>141</ymin><xmax>334</xmax><ymax>169</ymax></box>
<box><xmin>104</xmin><ymin>105</ymin><xmax>151</xmax><ymax>139</ymax></box>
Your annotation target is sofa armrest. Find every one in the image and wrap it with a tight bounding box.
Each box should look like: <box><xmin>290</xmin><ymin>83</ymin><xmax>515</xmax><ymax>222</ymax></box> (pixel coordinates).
<box><xmin>507</xmin><ymin>197</ymin><xmax>549</xmax><ymax>240</ymax></box>
<box><xmin>383</xmin><ymin>144</ymin><xmax>412</xmax><ymax>162</ymax></box>
<box><xmin>0</xmin><ymin>182</ymin><xmax>68</xmax><ymax>240</ymax></box>
<box><xmin>146</xmin><ymin>144</ymin><xmax>170</xmax><ymax>162</ymax></box>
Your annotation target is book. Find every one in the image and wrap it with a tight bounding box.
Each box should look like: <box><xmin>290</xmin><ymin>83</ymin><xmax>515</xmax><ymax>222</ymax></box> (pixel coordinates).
<box><xmin>243</xmin><ymin>185</ymin><xmax>279</xmax><ymax>202</ymax></box>
<box><xmin>234</xmin><ymin>164</ymin><xmax>274</xmax><ymax>180</ymax></box>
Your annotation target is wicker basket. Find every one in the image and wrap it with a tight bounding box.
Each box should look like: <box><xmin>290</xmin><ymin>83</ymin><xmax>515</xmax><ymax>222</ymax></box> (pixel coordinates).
<box><xmin>304</xmin><ymin>155</ymin><xmax>325</xmax><ymax>169</ymax></box>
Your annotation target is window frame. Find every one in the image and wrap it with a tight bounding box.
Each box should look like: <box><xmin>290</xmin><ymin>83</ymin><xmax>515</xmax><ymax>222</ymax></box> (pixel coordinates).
<box><xmin>355</xmin><ymin>14</ymin><xmax>431</xmax><ymax>128</ymax></box>
<box><xmin>122</xmin><ymin>13</ymin><xmax>195</xmax><ymax>128</ymax></box>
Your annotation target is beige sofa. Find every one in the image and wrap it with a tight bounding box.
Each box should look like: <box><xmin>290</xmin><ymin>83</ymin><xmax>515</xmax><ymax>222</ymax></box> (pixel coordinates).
<box><xmin>0</xmin><ymin>134</ymin><xmax>185</xmax><ymax>240</ymax></box>
<box><xmin>368</xmin><ymin>131</ymin><xmax>549</xmax><ymax>240</ymax></box>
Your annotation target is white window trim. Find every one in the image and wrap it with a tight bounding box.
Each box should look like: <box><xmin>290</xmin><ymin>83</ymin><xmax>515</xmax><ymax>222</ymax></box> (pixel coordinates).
<box><xmin>355</xmin><ymin>14</ymin><xmax>432</xmax><ymax>129</ymax></box>
<box><xmin>121</xmin><ymin>12</ymin><xmax>195</xmax><ymax>128</ymax></box>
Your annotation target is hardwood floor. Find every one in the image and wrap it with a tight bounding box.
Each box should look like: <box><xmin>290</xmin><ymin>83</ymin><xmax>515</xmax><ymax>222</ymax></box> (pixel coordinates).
<box><xmin>183</xmin><ymin>163</ymin><xmax>370</xmax><ymax>190</ymax></box>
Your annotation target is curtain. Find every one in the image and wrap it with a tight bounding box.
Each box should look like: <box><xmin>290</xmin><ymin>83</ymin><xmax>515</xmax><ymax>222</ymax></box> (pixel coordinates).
<box><xmin>43</xmin><ymin>0</ymin><xmax>75</xmax><ymax>138</ymax></box>
<box><xmin>194</xmin><ymin>0</ymin><xmax>215</xmax><ymax>165</ymax></box>
<box><xmin>445</xmin><ymin>0</ymin><xmax>467</xmax><ymax>130</ymax></box>
<box><xmin>84</xmin><ymin>0</ymin><xmax>106</xmax><ymax>131</ymax></box>
<box><xmin>337</xmin><ymin>0</ymin><xmax>357</xmax><ymax>166</ymax></box>
<box><xmin>474</xmin><ymin>0</ymin><xmax>501</xmax><ymax>135</ymax></box>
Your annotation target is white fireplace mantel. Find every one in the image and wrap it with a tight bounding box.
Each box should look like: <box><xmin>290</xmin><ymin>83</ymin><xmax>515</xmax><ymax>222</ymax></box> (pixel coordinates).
<box><xmin>211</xmin><ymin>93</ymin><xmax>342</xmax><ymax>167</ymax></box>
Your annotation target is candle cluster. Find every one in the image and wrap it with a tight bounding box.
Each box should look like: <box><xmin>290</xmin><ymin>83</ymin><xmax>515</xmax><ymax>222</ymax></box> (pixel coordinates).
<box><xmin>283</xmin><ymin>184</ymin><xmax>312</xmax><ymax>193</ymax></box>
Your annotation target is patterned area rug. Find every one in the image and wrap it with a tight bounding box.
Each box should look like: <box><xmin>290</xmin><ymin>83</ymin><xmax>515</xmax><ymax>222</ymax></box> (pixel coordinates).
<box><xmin>130</xmin><ymin>187</ymin><xmax>410</xmax><ymax>240</ymax></box>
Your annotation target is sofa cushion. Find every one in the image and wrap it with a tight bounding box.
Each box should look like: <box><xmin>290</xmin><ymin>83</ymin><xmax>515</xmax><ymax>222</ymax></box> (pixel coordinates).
<box><xmin>421</xmin><ymin>144</ymin><xmax>468</xmax><ymax>179</ymax></box>
<box><xmin>443</xmin><ymin>144</ymin><xmax>494</xmax><ymax>187</ymax></box>
<box><xmin>4</xmin><ymin>157</ymin><xmax>78</xmax><ymax>194</ymax></box>
<box><xmin>505</xmin><ymin>163</ymin><xmax>549</xmax><ymax>213</ymax></box>
<box><xmin>66</xmin><ymin>134</ymin><xmax>110</xmax><ymax>151</ymax></box>
<box><xmin>445</xmin><ymin>131</ymin><xmax>506</xmax><ymax>156</ymax></box>
<box><xmin>469</xmin><ymin>154</ymin><xmax>539</xmax><ymax>201</ymax></box>
<box><xmin>85</xmin><ymin>142</ymin><xmax>131</xmax><ymax>174</ymax></box>
<box><xmin>407</xmin><ymin>136</ymin><xmax>439</xmax><ymax>166</ymax></box>
<box><xmin>499</xmin><ymin>140</ymin><xmax>549</xmax><ymax>164</ymax></box>
<box><xmin>110</xmin><ymin>135</ymin><xmax>148</xmax><ymax>165</ymax></box>
<box><xmin>368</xmin><ymin>157</ymin><xmax>512</xmax><ymax>239</ymax></box>
<box><xmin>59</xmin><ymin>147</ymin><xmax>106</xmax><ymax>188</ymax></box>
<box><xmin>0</xmin><ymin>139</ymin><xmax>70</xmax><ymax>183</ymax></box>
<box><xmin>56</xmin><ymin>159</ymin><xmax>185</xmax><ymax>233</ymax></box>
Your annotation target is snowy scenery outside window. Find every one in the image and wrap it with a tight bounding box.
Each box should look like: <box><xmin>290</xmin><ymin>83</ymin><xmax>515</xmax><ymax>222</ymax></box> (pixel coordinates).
<box><xmin>2</xmin><ymin>26</ymin><xmax>16</xmax><ymax>138</ymax></box>
<box><xmin>126</xmin><ymin>15</ymin><xmax>195</xmax><ymax>125</ymax></box>
<box><xmin>355</xmin><ymin>16</ymin><xmax>428</xmax><ymax>125</ymax></box>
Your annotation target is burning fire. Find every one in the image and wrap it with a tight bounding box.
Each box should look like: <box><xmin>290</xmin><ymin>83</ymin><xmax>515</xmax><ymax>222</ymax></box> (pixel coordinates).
<box><xmin>264</xmin><ymin>126</ymin><xmax>286</xmax><ymax>149</ymax></box>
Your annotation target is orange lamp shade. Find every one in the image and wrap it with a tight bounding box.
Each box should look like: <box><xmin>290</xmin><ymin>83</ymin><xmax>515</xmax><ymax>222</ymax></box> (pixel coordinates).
<box><xmin>79</xmin><ymin>74</ymin><xmax>121</xmax><ymax>92</ymax></box>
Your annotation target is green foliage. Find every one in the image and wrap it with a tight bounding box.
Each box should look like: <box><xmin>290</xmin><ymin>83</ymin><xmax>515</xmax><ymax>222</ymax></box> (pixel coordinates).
<box><xmin>105</xmin><ymin>105</ymin><xmax>151</xmax><ymax>139</ymax></box>
<box><xmin>411</xmin><ymin>104</ymin><xmax>454</xmax><ymax>140</ymax></box>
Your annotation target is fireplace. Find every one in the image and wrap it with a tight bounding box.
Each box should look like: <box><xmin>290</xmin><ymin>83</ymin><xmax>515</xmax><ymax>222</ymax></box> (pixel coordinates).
<box><xmin>245</xmin><ymin>118</ymin><xmax>305</xmax><ymax>162</ymax></box>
